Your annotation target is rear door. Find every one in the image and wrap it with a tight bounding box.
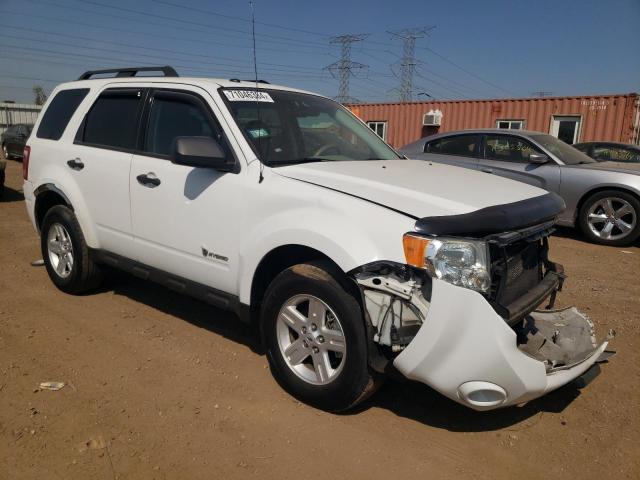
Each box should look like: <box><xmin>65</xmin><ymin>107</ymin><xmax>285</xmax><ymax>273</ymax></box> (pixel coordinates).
<box><xmin>69</xmin><ymin>87</ymin><xmax>145</xmax><ymax>254</ymax></box>
<box><xmin>480</xmin><ymin>134</ymin><xmax>561</xmax><ymax>191</ymax></box>
<box><xmin>422</xmin><ymin>134</ymin><xmax>481</xmax><ymax>170</ymax></box>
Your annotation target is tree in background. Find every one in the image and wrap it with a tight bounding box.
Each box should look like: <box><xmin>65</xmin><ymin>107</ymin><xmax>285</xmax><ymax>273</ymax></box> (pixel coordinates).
<box><xmin>33</xmin><ymin>86</ymin><xmax>47</xmax><ymax>106</ymax></box>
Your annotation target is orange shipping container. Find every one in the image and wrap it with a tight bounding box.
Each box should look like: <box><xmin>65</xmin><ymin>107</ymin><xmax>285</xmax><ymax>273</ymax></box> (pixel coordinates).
<box><xmin>347</xmin><ymin>93</ymin><xmax>640</xmax><ymax>149</ymax></box>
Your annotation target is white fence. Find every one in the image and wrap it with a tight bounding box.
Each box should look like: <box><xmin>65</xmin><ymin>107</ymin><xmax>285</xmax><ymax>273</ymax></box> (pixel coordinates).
<box><xmin>1</xmin><ymin>102</ymin><xmax>42</xmax><ymax>135</ymax></box>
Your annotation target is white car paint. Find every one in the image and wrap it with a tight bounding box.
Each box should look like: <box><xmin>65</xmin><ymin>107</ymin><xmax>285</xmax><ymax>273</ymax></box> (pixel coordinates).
<box><xmin>24</xmin><ymin>75</ymin><xmax>608</xmax><ymax>411</ymax></box>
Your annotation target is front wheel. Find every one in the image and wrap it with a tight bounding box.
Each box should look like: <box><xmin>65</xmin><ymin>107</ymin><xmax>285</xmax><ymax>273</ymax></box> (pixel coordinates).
<box><xmin>261</xmin><ymin>261</ymin><xmax>380</xmax><ymax>412</ymax></box>
<box><xmin>578</xmin><ymin>190</ymin><xmax>640</xmax><ymax>246</ymax></box>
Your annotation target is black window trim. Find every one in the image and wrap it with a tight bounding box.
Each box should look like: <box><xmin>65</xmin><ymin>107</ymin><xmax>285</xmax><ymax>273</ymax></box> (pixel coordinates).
<box><xmin>136</xmin><ymin>88</ymin><xmax>239</xmax><ymax>173</ymax></box>
<box><xmin>74</xmin><ymin>87</ymin><xmax>147</xmax><ymax>154</ymax></box>
<box><xmin>424</xmin><ymin>133</ymin><xmax>482</xmax><ymax>158</ymax></box>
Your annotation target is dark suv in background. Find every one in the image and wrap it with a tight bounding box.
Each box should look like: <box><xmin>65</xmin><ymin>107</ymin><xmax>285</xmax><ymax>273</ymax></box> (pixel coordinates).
<box><xmin>1</xmin><ymin>124</ymin><xmax>32</xmax><ymax>159</ymax></box>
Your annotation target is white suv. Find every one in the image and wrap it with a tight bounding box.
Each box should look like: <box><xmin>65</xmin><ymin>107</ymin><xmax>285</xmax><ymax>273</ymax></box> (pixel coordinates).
<box><xmin>23</xmin><ymin>67</ymin><xmax>612</xmax><ymax>411</ymax></box>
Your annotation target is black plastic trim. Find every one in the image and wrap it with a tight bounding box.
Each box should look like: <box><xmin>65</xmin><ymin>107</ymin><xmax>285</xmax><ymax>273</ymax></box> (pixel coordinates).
<box><xmin>414</xmin><ymin>192</ymin><xmax>565</xmax><ymax>237</ymax></box>
<box><xmin>33</xmin><ymin>183</ymin><xmax>72</xmax><ymax>208</ymax></box>
<box><xmin>493</xmin><ymin>264</ymin><xmax>563</xmax><ymax>326</ymax></box>
<box><xmin>91</xmin><ymin>249</ymin><xmax>249</xmax><ymax>322</ymax></box>
<box><xmin>78</xmin><ymin>66</ymin><xmax>178</xmax><ymax>80</ymax></box>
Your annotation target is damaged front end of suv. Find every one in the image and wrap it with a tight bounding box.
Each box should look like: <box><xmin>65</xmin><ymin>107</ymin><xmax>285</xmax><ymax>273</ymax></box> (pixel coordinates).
<box><xmin>351</xmin><ymin>192</ymin><xmax>614</xmax><ymax>411</ymax></box>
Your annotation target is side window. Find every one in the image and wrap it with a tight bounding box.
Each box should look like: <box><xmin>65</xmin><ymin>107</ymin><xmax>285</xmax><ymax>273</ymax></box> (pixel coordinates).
<box><xmin>5</xmin><ymin>126</ymin><xmax>17</xmax><ymax>136</ymax></box>
<box><xmin>609</xmin><ymin>147</ymin><xmax>639</xmax><ymax>162</ymax></box>
<box><xmin>426</xmin><ymin>135</ymin><xmax>480</xmax><ymax>157</ymax></box>
<box><xmin>143</xmin><ymin>91</ymin><xmax>222</xmax><ymax>157</ymax></box>
<box><xmin>37</xmin><ymin>88</ymin><xmax>89</xmax><ymax>140</ymax></box>
<box><xmin>80</xmin><ymin>89</ymin><xmax>142</xmax><ymax>150</ymax></box>
<box><xmin>592</xmin><ymin>146</ymin><xmax>611</xmax><ymax>161</ymax></box>
<box><xmin>485</xmin><ymin>135</ymin><xmax>542</xmax><ymax>163</ymax></box>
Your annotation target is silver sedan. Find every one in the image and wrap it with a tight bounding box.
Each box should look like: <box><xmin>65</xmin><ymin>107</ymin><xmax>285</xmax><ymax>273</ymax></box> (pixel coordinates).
<box><xmin>400</xmin><ymin>129</ymin><xmax>640</xmax><ymax>246</ymax></box>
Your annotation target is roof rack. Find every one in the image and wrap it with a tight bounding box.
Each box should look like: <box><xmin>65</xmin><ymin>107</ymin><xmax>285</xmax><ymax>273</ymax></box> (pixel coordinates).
<box><xmin>229</xmin><ymin>78</ymin><xmax>270</xmax><ymax>84</ymax></box>
<box><xmin>78</xmin><ymin>66</ymin><xmax>179</xmax><ymax>80</ymax></box>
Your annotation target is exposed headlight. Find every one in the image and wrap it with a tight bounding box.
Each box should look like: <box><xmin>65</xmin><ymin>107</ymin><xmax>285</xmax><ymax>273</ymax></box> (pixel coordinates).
<box><xmin>402</xmin><ymin>234</ymin><xmax>491</xmax><ymax>293</ymax></box>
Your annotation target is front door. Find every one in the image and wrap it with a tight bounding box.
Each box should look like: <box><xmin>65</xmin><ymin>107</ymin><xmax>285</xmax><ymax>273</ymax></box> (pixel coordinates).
<box><xmin>551</xmin><ymin>115</ymin><xmax>581</xmax><ymax>144</ymax></box>
<box><xmin>129</xmin><ymin>86</ymin><xmax>244</xmax><ymax>294</ymax></box>
<box><xmin>480</xmin><ymin>134</ymin><xmax>561</xmax><ymax>191</ymax></box>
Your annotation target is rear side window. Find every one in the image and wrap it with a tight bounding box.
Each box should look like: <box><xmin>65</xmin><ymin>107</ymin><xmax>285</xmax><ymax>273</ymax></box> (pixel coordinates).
<box><xmin>425</xmin><ymin>135</ymin><xmax>480</xmax><ymax>157</ymax></box>
<box><xmin>80</xmin><ymin>89</ymin><xmax>142</xmax><ymax>150</ymax></box>
<box><xmin>36</xmin><ymin>88</ymin><xmax>89</xmax><ymax>140</ymax></box>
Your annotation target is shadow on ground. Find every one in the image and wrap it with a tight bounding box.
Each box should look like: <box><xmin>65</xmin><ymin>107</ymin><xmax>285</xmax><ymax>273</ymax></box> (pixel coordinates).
<box><xmin>0</xmin><ymin>185</ymin><xmax>24</xmax><ymax>203</ymax></box>
<box><xmin>95</xmin><ymin>269</ymin><xmax>586</xmax><ymax>432</ymax></box>
<box><xmin>100</xmin><ymin>270</ymin><xmax>263</xmax><ymax>355</ymax></box>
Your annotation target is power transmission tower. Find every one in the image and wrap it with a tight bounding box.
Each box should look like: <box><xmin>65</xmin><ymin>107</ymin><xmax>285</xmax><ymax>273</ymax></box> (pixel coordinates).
<box><xmin>389</xmin><ymin>27</ymin><xmax>435</xmax><ymax>102</ymax></box>
<box><xmin>324</xmin><ymin>34</ymin><xmax>369</xmax><ymax>103</ymax></box>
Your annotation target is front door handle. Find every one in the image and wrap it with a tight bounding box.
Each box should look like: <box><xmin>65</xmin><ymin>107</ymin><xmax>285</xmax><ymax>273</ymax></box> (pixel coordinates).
<box><xmin>481</xmin><ymin>167</ymin><xmax>493</xmax><ymax>174</ymax></box>
<box><xmin>67</xmin><ymin>158</ymin><xmax>84</xmax><ymax>170</ymax></box>
<box><xmin>136</xmin><ymin>172</ymin><xmax>161</xmax><ymax>188</ymax></box>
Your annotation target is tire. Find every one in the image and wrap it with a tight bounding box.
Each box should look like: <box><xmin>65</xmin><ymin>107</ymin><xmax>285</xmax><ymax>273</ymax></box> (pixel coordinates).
<box><xmin>40</xmin><ymin>205</ymin><xmax>103</xmax><ymax>294</ymax></box>
<box><xmin>261</xmin><ymin>261</ymin><xmax>380</xmax><ymax>412</ymax></box>
<box><xmin>578</xmin><ymin>190</ymin><xmax>640</xmax><ymax>246</ymax></box>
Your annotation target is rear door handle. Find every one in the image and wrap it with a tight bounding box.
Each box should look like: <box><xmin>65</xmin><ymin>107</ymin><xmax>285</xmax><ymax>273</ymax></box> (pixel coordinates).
<box><xmin>136</xmin><ymin>172</ymin><xmax>161</xmax><ymax>188</ymax></box>
<box><xmin>67</xmin><ymin>158</ymin><xmax>84</xmax><ymax>170</ymax></box>
<box><xmin>481</xmin><ymin>168</ymin><xmax>493</xmax><ymax>174</ymax></box>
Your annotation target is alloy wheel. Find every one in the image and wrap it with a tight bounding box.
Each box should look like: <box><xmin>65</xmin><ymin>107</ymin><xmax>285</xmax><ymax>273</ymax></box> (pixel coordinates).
<box><xmin>47</xmin><ymin>223</ymin><xmax>74</xmax><ymax>278</ymax></box>
<box><xmin>276</xmin><ymin>294</ymin><xmax>346</xmax><ymax>385</ymax></box>
<box><xmin>587</xmin><ymin>197</ymin><xmax>637</xmax><ymax>241</ymax></box>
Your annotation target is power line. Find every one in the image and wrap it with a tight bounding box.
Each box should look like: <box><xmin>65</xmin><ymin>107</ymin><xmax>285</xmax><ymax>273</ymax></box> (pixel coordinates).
<box><xmin>0</xmin><ymin>25</ymin><xmax>326</xmax><ymax>73</ymax></box>
<box><xmin>420</xmin><ymin>46</ymin><xmax>518</xmax><ymax>96</ymax></box>
<box><xmin>324</xmin><ymin>34</ymin><xmax>369</xmax><ymax>104</ymax></box>
<box><xmin>75</xmin><ymin>0</ymin><xmax>331</xmax><ymax>48</ymax></box>
<box><xmin>151</xmin><ymin>0</ymin><xmax>330</xmax><ymax>38</ymax></box>
<box><xmin>0</xmin><ymin>9</ymin><xmax>334</xmax><ymax>58</ymax></box>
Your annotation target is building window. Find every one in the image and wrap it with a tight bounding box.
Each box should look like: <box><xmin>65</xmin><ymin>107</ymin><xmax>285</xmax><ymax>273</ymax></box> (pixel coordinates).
<box><xmin>496</xmin><ymin>119</ymin><xmax>524</xmax><ymax>130</ymax></box>
<box><xmin>367</xmin><ymin>121</ymin><xmax>387</xmax><ymax>140</ymax></box>
<box><xmin>550</xmin><ymin>115</ymin><xmax>581</xmax><ymax>144</ymax></box>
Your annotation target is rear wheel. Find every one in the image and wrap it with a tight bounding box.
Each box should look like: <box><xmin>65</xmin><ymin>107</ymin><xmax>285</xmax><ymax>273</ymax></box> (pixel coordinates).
<box><xmin>579</xmin><ymin>190</ymin><xmax>640</xmax><ymax>246</ymax></box>
<box><xmin>261</xmin><ymin>261</ymin><xmax>380</xmax><ymax>412</ymax></box>
<box><xmin>41</xmin><ymin>205</ymin><xmax>103</xmax><ymax>293</ymax></box>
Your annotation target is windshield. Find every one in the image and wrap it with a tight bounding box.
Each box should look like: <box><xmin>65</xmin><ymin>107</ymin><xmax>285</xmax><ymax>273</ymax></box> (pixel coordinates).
<box><xmin>530</xmin><ymin>134</ymin><xmax>596</xmax><ymax>165</ymax></box>
<box><xmin>221</xmin><ymin>88</ymin><xmax>401</xmax><ymax>165</ymax></box>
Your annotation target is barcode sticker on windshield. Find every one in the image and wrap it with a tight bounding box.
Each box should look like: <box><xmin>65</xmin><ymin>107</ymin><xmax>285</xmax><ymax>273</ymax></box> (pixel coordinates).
<box><xmin>223</xmin><ymin>90</ymin><xmax>274</xmax><ymax>102</ymax></box>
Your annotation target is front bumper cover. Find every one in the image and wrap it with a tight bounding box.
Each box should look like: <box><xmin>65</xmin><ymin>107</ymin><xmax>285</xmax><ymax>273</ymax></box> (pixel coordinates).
<box><xmin>392</xmin><ymin>279</ymin><xmax>610</xmax><ymax>411</ymax></box>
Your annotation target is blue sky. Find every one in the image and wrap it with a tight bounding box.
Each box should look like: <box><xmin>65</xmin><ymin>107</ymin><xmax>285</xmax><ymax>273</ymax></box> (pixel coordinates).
<box><xmin>0</xmin><ymin>0</ymin><xmax>638</xmax><ymax>104</ymax></box>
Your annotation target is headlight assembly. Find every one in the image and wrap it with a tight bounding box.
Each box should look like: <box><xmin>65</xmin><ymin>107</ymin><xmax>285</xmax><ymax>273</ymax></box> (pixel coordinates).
<box><xmin>402</xmin><ymin>233</ymin><xmax>491</xmax><ymax>293</ymax></box>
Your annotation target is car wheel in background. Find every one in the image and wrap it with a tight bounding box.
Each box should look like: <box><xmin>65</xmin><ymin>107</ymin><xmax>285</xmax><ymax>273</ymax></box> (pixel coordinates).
<box><xmin>2</xmin><ymin>144</ymin><xmax>10</xmax><ymax>160</ymax></box>
<box><xmin>40</xmin><ymin>205</ymin><xmax>103</xmax><ymax>294</ymax></box>
<box><xmin>579</xmin><ymin>190</ymin><xmax>640</xmax><ymax>246</ymax></box>
<box><xmin>261</xmin><ymin>261</ymin><xmax>381</xmax><ymax>412</ymax></box>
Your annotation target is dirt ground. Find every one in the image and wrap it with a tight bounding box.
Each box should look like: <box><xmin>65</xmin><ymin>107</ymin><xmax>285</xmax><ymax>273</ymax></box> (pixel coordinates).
<box><xmin>1</xmin><ymin>158</ymin><xmax>639</xmax><ymax>480</ymax></box>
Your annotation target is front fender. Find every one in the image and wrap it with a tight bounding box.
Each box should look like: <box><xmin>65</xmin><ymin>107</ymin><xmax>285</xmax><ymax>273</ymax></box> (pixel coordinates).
<box><xmin>237</xmin><ymin>199</ymin><xmax>415</xmax><ymax>305</ymax></box>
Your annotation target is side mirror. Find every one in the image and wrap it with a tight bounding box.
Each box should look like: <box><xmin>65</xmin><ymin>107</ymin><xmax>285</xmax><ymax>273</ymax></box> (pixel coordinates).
<box><xmin>172</xmin><ymin>136</ymin><xmax>235</xmax><ymax>171</ymax></box>
<box><xmin>529</xmin><ymin>153</ymin><xmax>549</xmax><ymax>164</ymax></box>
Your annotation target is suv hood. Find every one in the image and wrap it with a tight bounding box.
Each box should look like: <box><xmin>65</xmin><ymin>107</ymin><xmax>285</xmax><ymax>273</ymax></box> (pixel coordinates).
<box><xmin>274</xmin><ymin>160</ymin><xmax>548</xmax><ymax>218</ymax></box>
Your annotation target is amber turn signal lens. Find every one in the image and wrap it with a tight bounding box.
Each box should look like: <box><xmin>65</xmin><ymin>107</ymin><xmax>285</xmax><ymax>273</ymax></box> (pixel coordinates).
<box><xmin>403</xmin><ymin>234</ymin><xmax>429</xmax><ymax>268</ymax></box>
